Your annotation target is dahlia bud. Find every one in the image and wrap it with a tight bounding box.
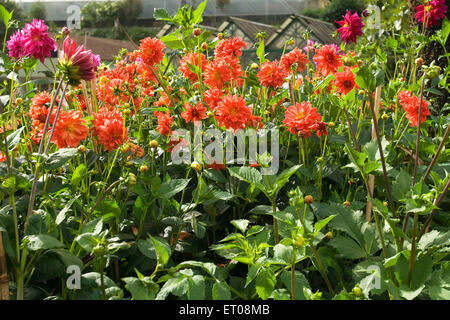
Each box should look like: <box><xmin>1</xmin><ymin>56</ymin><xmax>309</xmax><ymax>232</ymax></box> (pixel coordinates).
<box><xmin>78</xmin><ymin>145</ymin><xmax>86</xmax><ymax>153</ymax></box>
<box><xmin>327</xmin><ymin>122</ymin><xmax>335</xmax><ymax>128</ymax></box>
<box><xmin>149</xmin><ymin>140</ymin><xmax>159</xmax><ymax>149</ymax></box>
<box><xmin>123</xmin><ymin>109</ymin><xmax>131</xmax><ymax>116</ymax></box>
<box><xmin>325</xmin><ymin>231</ymin><xmax>333</xmax><ymax>239</ymax></box>
<box><xmin>127</xmin><ymin>173</ymin><xmax>137</xmax><ymax>186</ymax></box>
<box><xmin>217</xmin><ymin>33</ymin><xmax>224</xmax><ymax>40</ymax></box>
<box><xmin>58</xmin><ymin>36</ymin><xmax>99</xmax><ymax>86</ymax></box>
<box><xmin>383</xmin><ymin>201</ymin><xmax>388</xmax><ymax>207</ymax></box>
<box><xmin>183</xmin><ymin>48</ymin><xmax>189</xmax><ymax>54</ymax></box>
<box><xmin>191</xmin><ymin>161</ymin><xmax>202</xmax><ymax>172</ymax></box>
<box><xmin>381</xmin><ymin>113</ymin><xmax>389</xmax><ymax>120</ymax></box>
<box><xmin>193</xmin><ymin>28</ymin><xmax>202</xmax><ymax>37</ymax></box>
<box><xmin>293</xmin><ymin>234</ymin><xmax>304</xmax><ymax>248</ymax></box>
<box><xmin>125</xmin><ymin>161</ymin><xmax>134</xmax><ymax>167</ymax></box>
<box><xmin>201</xmin><ymin>42</ymin><xmax>208</xmax><ymax>50</ymax></box>
<box><xmin>316</xmin><ymin>157</ymin><xmax>324</xmax><ymax>163</ymax></box>
<box><xmin>304</xmin><ymin>195</ymin><xmax>314</xmax><ymax>204</ymax></box>
<box><xmin>139</xmin><ymin>165</ymin><xmax>149</xmax><ymax>173</ymax></box>
<box><xmin>15</xmin><ymin>97</ymin><xmax>23</xmax><ymax>105</ymax></box>
<box><xmin>287</xmin><ymin>39</ymin><xmax>295</xmax><ymax>46</ymax></box>
<box><xmin>61</xmin><ymin>26</ymin><xmax>70</xmax><ymax>36</ymax></box>
<box><xmin>415</xmin><ymin>58</ymin><xmax>423</xmax><ymax>67</ymax></box>
<box><xmin>121</xmin><ymin>144</ymin><xmax>130</xmax><ymax>154</ymax></box>
<box><xmin>344</xmin><ymin>201</ymin><xmax>351</xmax><ymax>207</ymax></box>
<box><xmin>362</xmin><ymin>9</ymin><xmax>370</xmax><ymax>17</ymax></box>
<box><xmin>251</xmin><ymin>63</ymin><xmax>259</xmax><ymax>70</ymax></box>
<box><xmin>352</xmin><ymin>286</ymin><xmax>362</xmax><ymax>297</ymax></box>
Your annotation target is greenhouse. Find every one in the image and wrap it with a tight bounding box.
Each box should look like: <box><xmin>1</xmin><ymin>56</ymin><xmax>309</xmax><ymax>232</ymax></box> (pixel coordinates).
<box><xmin>0</xmin><ymin>0</ymin><xmax>449</xmax><ymax>308</ymax></box>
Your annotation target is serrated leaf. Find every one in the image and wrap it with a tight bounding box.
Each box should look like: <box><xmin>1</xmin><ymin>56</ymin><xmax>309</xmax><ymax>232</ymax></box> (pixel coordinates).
<box><xmin>231</xmin><ymin>219</ymin><xmax>249</xmax><ymax>233</ymax></box>
<box><xmin>328</xmin><ymin>236</ymin><xmax>366</xmax><ymax>259</ymax></box>
<box><xmin>212</xmin><ymin>281</ymin><xmax>231</xmax><ymax>300</ymax></box>
<box><xmin>26</xmin><ymin>234</ymin><xmax>64</xmax><ymax>251</ymax></box>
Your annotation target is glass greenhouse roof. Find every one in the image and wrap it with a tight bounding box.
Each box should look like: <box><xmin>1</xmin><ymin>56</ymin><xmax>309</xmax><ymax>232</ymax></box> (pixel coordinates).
<box><xmin>16</xmin><ymin>0</ymin><xmax>309</xmax><ymax>21</ymax></box>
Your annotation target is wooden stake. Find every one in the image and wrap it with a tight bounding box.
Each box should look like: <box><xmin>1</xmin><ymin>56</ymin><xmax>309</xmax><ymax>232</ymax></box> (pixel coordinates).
<box><xmin>365</xmin><ymin>86</ymin><xmax>382</xmax><ymax>221</ymax></box>
<box><xmin>0</xmin><ymin>232</ymin><xmax>9</xmax><ymax>300</ymax></box>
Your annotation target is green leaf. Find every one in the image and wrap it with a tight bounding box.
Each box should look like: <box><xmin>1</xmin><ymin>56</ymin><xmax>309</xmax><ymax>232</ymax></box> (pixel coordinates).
<box><xmin>255</xmin><ymin>268</ymin><xmax>276</xmax><ymax>300</ymax></box>
<box><xmin>35</xmin><ymin>249</ymin><xmax>83</xmax><ymax>278</ymax></box>
<box><xmin>231</xmin><ymin>219</ymin><xmax>249</xmax><ymax>233</ymax></box>
<box><xmin>429</xmin><ymin>286</ymin><xmax>450</xmax><ymax>300</ymax></box>
<box><xmin>6</xmin><ymin>127</ymin><xmax>25</xmax><ymax>151</ymax></box>
<box><xmin>71</xmin><ymin>164</ymin><xmax>87</xmax><ymax>190</ymax></box>
<box><xmin>256</xmin><ymin>41</ymin><xmax>265</xmax><ymax>62</ymax></box>
<box><xmin>399</xmin><ymin>285</ymin><xmax>425</xmax><ymax>300</ymax></box>
<box><xmin>273</xmin><ymin>244</ymin><xmax>292</xmax><ymax>265</ymax></box>
<box><xmin>158</xmin><ymin>179</ymin><xmax>190</xmax><ymax>199</ymax></box>
<box><xmin>188</xmin><ymin>275</ymin><xmax>206</xmax><ymax>300</ymax></box>
<box><xmin>441</xmin><ymin>18</ymin><xmax>450</xmax><ymax>44</ymax></box>
<box><xmin>192</xmin><ymin>0</ymin><xmax>207</xmax><ymax>24</ymax></box>
<box><xmin>55</xmin><ymin>195</ymin><xmax>80</xmax><ymax>225</ymax></box>
<box><xmin>25</xmin><ymin>234</ymin><xmax>64</xmax><ymax>251</ymax></box>
<box><xmin>44</xmin><ymin>148</ymin><xmax>78</xmax><ymax>170</ymax></box>
<box><xmin>410</xmin><ymin>255</ymin><xmax>433</xmax><ymax>289</ymax></box>
<box><xmin>313</xmin><ymin>215</ymin><xmax>336</xmax><ymax>236</ymax></box>
<box><xmin>122</xmin><ymin>277</ymin><xmax>158</xmax><ymax>300</ymax></box>
<box><xmin>328</xmin><ymin>203</ymin><xmax>365</xmax><ymax>247</ymax></box>
<box><xmin>153</xmin><ymin>8</ymin><xmax>172</xmax><ymax>21</ymax></box>
<box><xmin>149</xmin><ymin>235</ymin><xmax>170</xmax><ymax>265</ymax></box>
<box><xmin>74</xmin><ymin>233</ymin><xmax>96</xmax><ymax>252</ymax></box>
<box><xmin>392</xmin><ymin>170</ymin><xmax>412</xmax><ymax>201</ymax></box>
<box><xmin>280</xmin><ymin>270</ymin><xmax>310</xmax><ymax>300</ymax></box>
<box><xmin>212</xmin><ymin>281</ymin><xmax>231</xmax><ymax>300</ymax></box>
<box><xmin>228</xmin><ymin>166</ymin><xmax>263</xmax><ymax>189</ymax></box>
<box><xmin>156</xmin><ymin>275</ymin><xmax>189</xmax><ymax>300</ymax></box>
<box><xmin>328</xmin><ymin>236</ymin><xmax>366</xmax><ymax>259</ymax></box>
<box><xmin>273</xmin><ymin>165</ymin><xmax>301</xmax><ymax>194</ymax></box>
<box><xmin>0</xmin><ymin>5</ymin><xmax>12</xmax><ymax>27</ymax></box>
<box><xmin>344</xmin><ymin>144</ymin><xmax>367</xmax><ymax>174</ymax></box>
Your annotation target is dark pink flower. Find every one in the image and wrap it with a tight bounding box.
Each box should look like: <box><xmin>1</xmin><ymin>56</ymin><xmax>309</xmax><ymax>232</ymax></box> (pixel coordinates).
<box><xmin>22</xmin><ymin>19</ymin><xmax>57</xmax><ymax>63</ymax></box>
<box><xmin>58</xmin><ymin>36</ymin><xmax>99</xmax><ymax>86</ymax></box>
<box><xmin>335</xmin><ymin>10</ymin><xmax>364</xmax><ymax>44</ymax></box>
<box><xmin>415</xmin><ymin>0</ymin><xmax>447</xmax><ymax>27</ymax></box>
<box><xmin>7</xmin><ymin>30</ymin><xmax>26</xmax><ymax>60</ymax></box>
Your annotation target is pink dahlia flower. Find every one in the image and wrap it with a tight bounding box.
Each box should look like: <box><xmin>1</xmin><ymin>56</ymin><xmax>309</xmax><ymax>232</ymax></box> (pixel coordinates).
<box><xmin>415</xmin><ymin>0</ymin><xmax>447</xmax><ymax>28</ymax></box>
<box><xmin>335</xmin><ymin>10</ymin><xmax>364</xmax><ymax>44</ymax></box>
<box><xmin>58</xmin><ymin>36</ymin><xmax>99</xmax><ymax>86</ymax></box>
<box><xmin>7</xmin><ymin>30</ymin><xmax>26</xmax><ymax>60</ymax></box>
<box><xmin>22</xmin><ymin>19</ymin><xmax>57</xmax><ymax>63</ymax></box>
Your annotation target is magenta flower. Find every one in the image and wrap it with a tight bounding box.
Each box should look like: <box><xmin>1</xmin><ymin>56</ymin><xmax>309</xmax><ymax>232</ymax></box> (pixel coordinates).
<box><xmin>22</xmin><ymin>19</ymin><xmax>57</xmax><ymax>63</ymax></box>
<box><xmin>58</xmin><ymin>36</ymin><xmax>99</xmax><ymax>86</ymax></box>
<box><xmin>335</xmin><ymin>10</ymin><xmax>364</xmax><ymax>44</ymax></box>
<box><xmin>415</xmin><ymin>0</ymin><xmax>447</xmax><ymax>28</ymax></box>
<box><xmin>7</xmin><ymin>30</ymin><xmax>26</xmax><ymax>60</ymax></box>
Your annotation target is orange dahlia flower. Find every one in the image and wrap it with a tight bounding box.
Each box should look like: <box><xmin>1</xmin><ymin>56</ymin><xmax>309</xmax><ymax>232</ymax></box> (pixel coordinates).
<box><xmin>51</xmin><ymin>110</ymin><xmax>89</xmax><ymax>148</ymax></box>
<box><xmin>181</xmin><ymin>102</ymin><xmax>208</xmax><ymax>123</ymax></box>
<box><xmin>257</xmin><ymin>60</ymin><xmax>288</xmax><ymax>89</ymax></box>
<box><xmin>313</xmin><ymin>45</ymin><xmax>342</xmax><ymax>76</ymax></box>
<box><xmin>139</xmin><ymin>37</ymin><xmax>165</xmax><ymax>67</ymax></box>
<box><xmin>397</xmin><ymin>91</ymin><xmax>430</xmax><ymax>127</ymax></box>
<box><xmin>282</xmin><ymin>101</ymin><xmax>322</xmax><ymax>137</ymax></box>
<box><xmin>280</xmin><ymin>48</ymin><xmax>309</xmax><ymax>73</ymax></box>
<box><xmin>92</xmin><ymin>108</ymin><xmax>128</xmax><ymax>152</ymax></box>
<box><xmin>215</xmin><ymin>95</ymin><xmax>253</xmax><ymax>132</ymax></box>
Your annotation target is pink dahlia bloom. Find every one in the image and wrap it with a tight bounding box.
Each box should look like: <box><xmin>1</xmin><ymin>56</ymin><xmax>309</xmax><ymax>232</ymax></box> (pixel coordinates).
<box><xmin>22</xmin><ymin>19</ymin><xmax>57</xmax><ymax>63</ymax></box>
<box><xmin>58</xmin><ymin>36</ymin><xmax>99</xmax><ymax>86</ymax></box>
<box><xmin>7</xmin><ymin>30</ymin><xmax>26</xmax><ymax>60</ymax></box>
<box><xmin>415</xmin><ymin>0</ymin><xmax>447</xmax><ymax>27</ymax></box>
<box><xmin>335</xmin><ymin>10</ymin><xmax>364</xmax><ymax>44</ymax></box>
